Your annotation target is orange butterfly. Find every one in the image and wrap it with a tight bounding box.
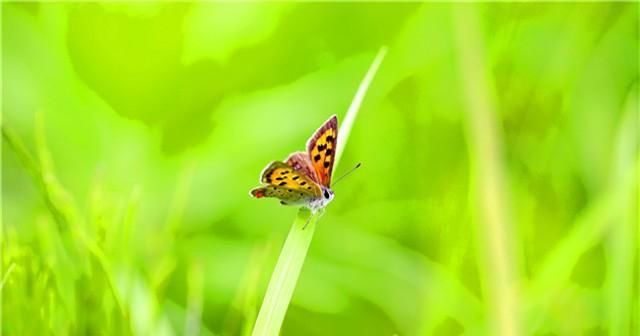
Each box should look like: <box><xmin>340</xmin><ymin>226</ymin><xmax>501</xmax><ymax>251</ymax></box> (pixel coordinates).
<box><xmin>250</xmin><ymin>115</ymin><xmax>339</xmax><ymax>213</ymax></box>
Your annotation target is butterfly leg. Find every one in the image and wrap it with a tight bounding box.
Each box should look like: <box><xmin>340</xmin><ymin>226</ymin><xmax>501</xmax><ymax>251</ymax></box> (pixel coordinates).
<box><xmin>302</xmin><ymin>212</ymin><xmax>313</xmax><ymax>230</ymax></box>
<box><xmin>302</xmin><ymin>208</ymin><xmax>325</xmax><ymax>230</ymax></box>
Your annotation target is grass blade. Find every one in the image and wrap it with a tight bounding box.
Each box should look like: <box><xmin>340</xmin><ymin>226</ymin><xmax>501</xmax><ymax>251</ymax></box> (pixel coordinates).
<box><xmin>453</xmin><ymin>5</ymin><xmax>521</xmax><ymax>336</ymax></box>
<box><xmin>605</xmin><ymin>88</ymin><xmax>636</xmax><ymax>336</ymax></box>
<box><xmin>251</xmin><ymin>46</ymin><xmax>387</xmax><ymax>336</ymax></box>
<box><xmin>251</xmin><ymin>209</ymin><xmax>317</xmax><ymax>336</ymax></box>
<box><xmin>334</xmin><ymin>46</ymin><xmax>387</xmax><ymax>169</ymax></box>
<box><xmin>0</xmin><ymin>263</ymin><xmax>16</xmax><ymax>291</ymax></box>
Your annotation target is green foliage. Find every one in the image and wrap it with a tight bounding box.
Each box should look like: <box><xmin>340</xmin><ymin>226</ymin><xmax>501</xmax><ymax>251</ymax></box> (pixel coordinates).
<box><xmin>2</xmin><ymin>2</ymin><xmax>638</xmax><ymax>335</ymax></box>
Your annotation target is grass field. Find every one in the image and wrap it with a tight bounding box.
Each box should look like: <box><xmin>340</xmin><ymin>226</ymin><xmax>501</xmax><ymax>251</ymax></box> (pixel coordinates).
<box><xmin>2</xmin><ymin>2</ymin><xmax>638</xmax><ymax>335</ymax></box>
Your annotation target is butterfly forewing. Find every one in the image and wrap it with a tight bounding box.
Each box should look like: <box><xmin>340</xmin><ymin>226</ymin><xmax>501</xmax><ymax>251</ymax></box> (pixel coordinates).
<box><xmin>306</xmin><ymin>115</ymin><xmax>338</xmax><ymax>187</ymax></box>
<box><xmin>286</xmin><ymin>152</ymin><xmax>320</xmax><ymax>184</ymax></box>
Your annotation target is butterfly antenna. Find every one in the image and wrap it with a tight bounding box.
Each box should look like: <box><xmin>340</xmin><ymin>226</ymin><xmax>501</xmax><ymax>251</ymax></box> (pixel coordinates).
<box><xmin>331</xmin><ymin>163</ymin><xmax>362</xmax><ymax>187</ymax></box>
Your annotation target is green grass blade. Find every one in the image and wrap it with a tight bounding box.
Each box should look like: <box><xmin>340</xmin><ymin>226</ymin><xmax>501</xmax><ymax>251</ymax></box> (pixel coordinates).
<box><xmin>2</xmin><ymin>124</ymin><xmax>68</xmax><ymax>230</ymax></box>
<box><xmin>453</xmin><ymin>5</ymin><xmax>521</xmax><ymax>336</ymax></box>
<box><xmin>334</xmin><ymin>46</ymin><xmax>387</xmax><ymax>170</ymax></box>
<box><xmin>0</xmin><ymin>263</ymin><xmax>16</xmax><ymax>291</ymax></box>
<box><xmin>606</xmin><ymin>87</ymin><xmax>637</xmax><ymax>336</ymax></box>
<box><xmin>185</xmin><ymin>261</ymin><xmax>204</xmax><ymax>336</ymax></box>
<box><xmin>251</xmin><ymin>47</ymin><xmax>387</xmax><ymax>336</ymax></box>
<box><xmin>251</xmin><ymin>209</ymin><xmax>317</xmax><ymax>336</ymax></box>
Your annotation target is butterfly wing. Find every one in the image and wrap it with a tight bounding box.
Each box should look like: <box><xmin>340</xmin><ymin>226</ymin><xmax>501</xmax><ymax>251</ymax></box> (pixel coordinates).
<box><xmin>250</xmin><ymin>161</ymin><xmax>321</xmax><ymax>205</ymax></box>
<box><xmin>286</xmin><ymin>151</ymin><xmax>320</xmax><ymax>184</ymax></box>
<box><xmin>307</xmin><ymin>115</ymin><xmax>338</xmax><ymax>187</ymax></box>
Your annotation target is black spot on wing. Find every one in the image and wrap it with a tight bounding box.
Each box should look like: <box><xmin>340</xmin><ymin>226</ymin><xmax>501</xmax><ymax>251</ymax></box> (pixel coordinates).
<box><xmin>314</xmin><ymin>154</ymin><xmax>321</xmax><ymax>162</ymax></box>
<box><xmin>323</xmin><ymin>161</ymin><xmax>330</xmax><ymax>168</ymax></box>
<box><xmin>325</xmin><ymin>149</ymin><xmax>332</xmax><ymax>155</ymax></box>
<box><xmin>292</xmin><ymin>175</ymin><xmax>300</xmax><ymax>180</ymax></box>
<box><xmin>300</xmin><ymin>181</ymin><xmax>306</xmax><ymax>186</ymax></box>
<box><xmin>326</xmin><ymin>135</ymin><xmax>334</xmax><ymax>142</ymax></box>
<box><xmin>278</xmin><ymin>181</ymin><xmax>287</xmax><ymax>186</ymax></box>
<box><xmin>317</xmin><ymin>144</ymin><xmax>326</xmax><ymax>151</ymax></box>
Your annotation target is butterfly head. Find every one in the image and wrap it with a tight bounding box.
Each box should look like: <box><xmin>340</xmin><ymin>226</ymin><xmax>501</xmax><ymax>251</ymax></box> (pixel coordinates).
<box><xmin>306</xmin><ymin>186</ymin><xmax>334</xmax><ymax>212</ymax></box>
<box><xmin>322</xmin><ymin>187</ymin><xmax>335</xmax><ymax>202</ymax></box>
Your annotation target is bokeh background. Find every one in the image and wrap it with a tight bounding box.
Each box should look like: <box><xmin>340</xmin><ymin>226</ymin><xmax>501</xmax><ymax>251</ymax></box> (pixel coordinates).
<box><xmin>2</xmin><ymin>2</ymin><xmax>638</xmax><ymax>335</ymax></box>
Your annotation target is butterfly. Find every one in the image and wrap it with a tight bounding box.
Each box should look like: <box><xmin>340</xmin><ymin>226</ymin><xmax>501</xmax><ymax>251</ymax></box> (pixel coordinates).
<box><xmin>250</xmin><ymin>115</ymin><xmax>339</xmax><ymax>213</ymax></box>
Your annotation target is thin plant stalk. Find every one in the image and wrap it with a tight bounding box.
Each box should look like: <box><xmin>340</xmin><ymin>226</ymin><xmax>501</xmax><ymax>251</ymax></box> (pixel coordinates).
<box><xmin>251</xmin><ymin>47</ymin><xmax>387</xmax><ymax>336</ymax></box>
<box><xmin>0</xmin><ymin>3</ymin><xmax>4</xmax><ymax>333</ymax></box>
<box><xmin>185</xmin><ymin>261</ymin><xmax>204</xmax><ymax>336</ymax></box>
<box><xmin>606</xmin><ymin>88</ymin><xmax>637</xmax><ymax>336</ymax></box>
<box><xmin>453</xmin><ymin>4</ymin><xmax>521</xmax><ymax>336</ymax></box>
<box><xmin>0</xmin><ymin>263</ymin><xmax>15</xmax><ymax>291</ymax></box>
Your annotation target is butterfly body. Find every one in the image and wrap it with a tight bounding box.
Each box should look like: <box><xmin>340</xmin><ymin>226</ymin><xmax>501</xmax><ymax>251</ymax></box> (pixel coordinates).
<box><xmin>250</xmin><ymin>115</ymin><xmax>338</xmax><ymax>213</ymax></box>
<box><xmin>309</xmin><ymin>186</ymin><xmax>335</xmax><ymax>211</ymax></box>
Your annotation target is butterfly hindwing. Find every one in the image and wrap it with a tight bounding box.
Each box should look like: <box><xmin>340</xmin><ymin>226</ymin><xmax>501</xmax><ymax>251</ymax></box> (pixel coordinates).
<box><xmin>307</xmin><ymin>115</ymin><xmax>338</xmax><ymax>187</ymax></box>
<box><xmin>250</xmin><ymin>161</ymin><xmax>321</xmax><ymax>205</ymax></box>
<box><xmin>250</xmin><ymin>185</ymin><xmax>315</xmax><ymax>206</ymax></box>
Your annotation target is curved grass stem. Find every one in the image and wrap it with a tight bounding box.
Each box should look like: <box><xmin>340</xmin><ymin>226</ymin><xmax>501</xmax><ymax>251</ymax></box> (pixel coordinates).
<box><xmin>251</xmin><ymin>46</ymin><xmax>387</xmax><ymax>336</ymax></box>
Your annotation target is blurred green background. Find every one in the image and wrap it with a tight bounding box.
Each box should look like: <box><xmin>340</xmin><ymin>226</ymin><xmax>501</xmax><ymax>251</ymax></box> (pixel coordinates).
<box><xmin>2</xmin><ymin>2</ymin><xmax>638</xmax><ymax>335</ymax></box>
